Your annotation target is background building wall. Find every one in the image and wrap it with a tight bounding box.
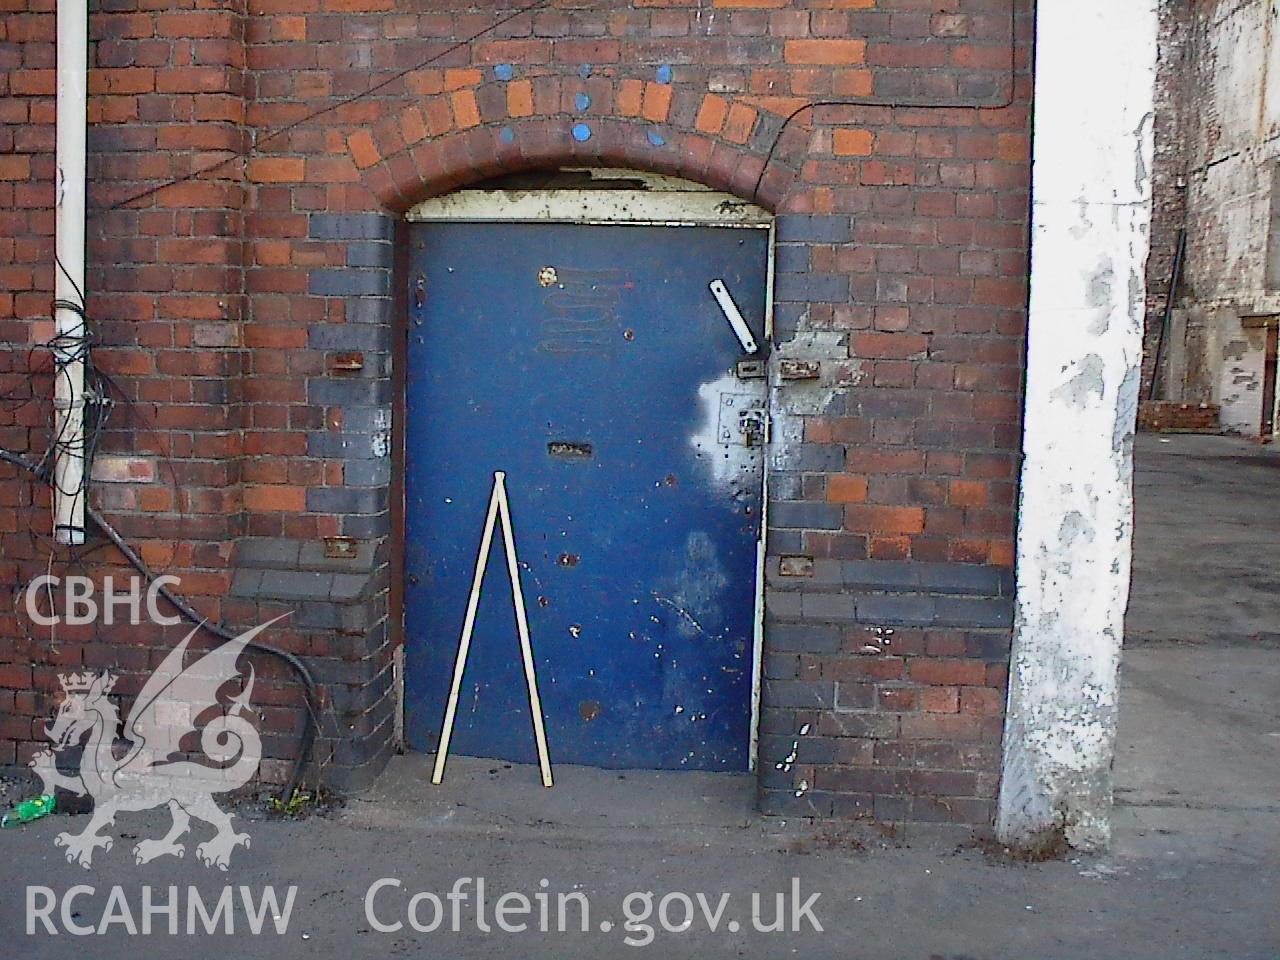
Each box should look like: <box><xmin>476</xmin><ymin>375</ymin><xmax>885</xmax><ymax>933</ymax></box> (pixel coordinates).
<box><xmin>1148</xmin><ymin>0</ymin><xmax>1280</xmax><ymax>435</ymax></box>
<box><xmin>0</xmin><ymin>0</ymin><xmax>1033</xmax><ymax>825</ymax></box>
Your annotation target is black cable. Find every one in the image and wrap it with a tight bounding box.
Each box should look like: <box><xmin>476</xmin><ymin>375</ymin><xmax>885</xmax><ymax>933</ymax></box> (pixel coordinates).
<box><xmin>101</xmin><ymin>0</ymin><xmax>551</xmax><ymax>212</ymax></box>
<box><xmin>751</xmin><ymin>0</ymin><xmax>1021</xmax><ymax>203</ymax></box>
<box><xmin>0</xmin><ymin>446</ymin><xmax>319</xmax><ymax>803</ymax></box>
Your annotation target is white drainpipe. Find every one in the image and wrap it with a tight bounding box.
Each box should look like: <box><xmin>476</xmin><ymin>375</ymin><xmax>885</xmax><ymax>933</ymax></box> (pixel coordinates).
<box><xmin>53</xmin><ymin>0</ymin><xmax>87</xmax><ymax>545</ymax></box>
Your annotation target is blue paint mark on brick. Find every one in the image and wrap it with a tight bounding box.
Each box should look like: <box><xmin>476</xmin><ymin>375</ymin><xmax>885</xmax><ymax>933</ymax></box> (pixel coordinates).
<box><xmin>578</xmin><ymin>63</ymin><xmax>592</xmax><ymax>79</ymax></box>
<box><xmin>493</xmin><ymin>64</ymin><xmax>514</xmax><ymax>81</ymax></box>
<box><xmin>575</xmin><ymin>92</ymin><xmax>591</xmax><ymax>111</ymax></box>
<box><xmin>647</xmin><ymin>127</ymin><xmax>666</xmax><ymax>147</ymax></box>
<box><xmin>655</xmin><ymin>65</ymin><xmax>673</xmax><ymax>84</ymax></box>
<box><xmin>499</xmin><ymin>126</ymin><xmax>515</xmax><ymax>144</ymax></box>
<box><xmin>572</xmin><ymin>123</ymin><xmax>592</xmax><ymax>142</ymax></box>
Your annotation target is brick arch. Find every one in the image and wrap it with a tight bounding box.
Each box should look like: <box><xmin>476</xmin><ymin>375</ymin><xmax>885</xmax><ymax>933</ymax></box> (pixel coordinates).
<box><xmin>344</xmin><ymin>77</ymin><xmax>806</xmax><ymax>214</ymax></box>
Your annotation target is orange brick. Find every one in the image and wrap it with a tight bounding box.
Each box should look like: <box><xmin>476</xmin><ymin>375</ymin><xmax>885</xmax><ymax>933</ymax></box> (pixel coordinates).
<box><xmin>712</xmin><ymin>0</ymin><xmax>788</xmax><ymax>7</ymax></box>
<box><xmin>398</xmin><ymin>106</ymin><xmax>428</xmax><ymax>145</ymax></box>
<box><xmin>695</xmin><ymin>94</ymin><xmax>728</xmax><ymax>135</ymax></box>
<box><xmin>741</xmin><ymin>95</ymin><xmax>808</xmax><ymax>117</ymax></box>
<box><xmin>617</xmin><ymin>78</ymin><xmax>644</xmax><ymax>117</ymax></box>
<box><xmin>948</xmin><ymin>480</ymin><xmax>988</xmax><ymax>508</ymax></box>
<box><xmin>139</xmin><ymin>541</ymin><xmax>175</xmax><ymax>568</ymax></box>
<box><xmin>451</xmin><ymin>90</ymin><xmax>480</xmax><ymax>129</ymax></box>
<box><xmin>989</xmin><ymin>542</ymin><xmax>1015</xmax><ymax>567</ymax></box>
<box><xmin>845</xmin><ymin>505</ymin><xmax>925</xmax><ymax>535</ymax></box>
<box><xmin>0</xmin><ymin>156</ymin><xmax>30</xmax><ymax>181</ymax></box>
<box><xmin>722</xmin><ymin>102</ymin><xmax>757</xmax><ymax>144</ymax></box>
<box><xmin>139</xmin><ymin>488</ymin><xmax>174</xmax><ymax>512</ymax></box>
<box><xmin>641</xmin><ymin>81</ymin><xmax>673</xmax><ymax>123</ymax></box>
<box><xmin>244</xmin><ymin>486</ymin><xmax>306</xmax><ymax>512</ymax></box>
<box><xmin>833</xmin><ymin>128</ymin><xmax>874</xmax><ymax>156</ymax></box>
<box><xmin>444</xmin><ymin>68</ymin><xmax>483</xmax><ymax>91</ymax></box>
<box><xmin>507</xmin><ymin>79</ymin><xmax>534</xmax><ymax>118</ymax></box>
<box><xmin>812</xmin><ymin>0</ymin><xmax>876</xmax><ymax>7</ymax></box>
<box><xmin>322</xmin><ymin>0</ymin><xmax>394</xmax><ymax>12</ymax></box>
<box><xmin>784</xmin><ymin>39</ymin><xmax>866</xmax><ymax>65</ymax></box>
<box><xmin>347</xmin><ymin>129</ymin><xmax>380</xmax><ymax>169</ymax></box>
<box><xmin>827</xmin><ymin>474</ymin><xmax>868</xmax><ymax>503</ymax></box>
<box><xmin>246</xmin><ymin>157</ymin><xmax>305</xmax><ymax>183</ymax></box>
<box><xmin>244</xmin><ymin>326</ymin><xmax>307</xmax><ymax>349</ymax></box>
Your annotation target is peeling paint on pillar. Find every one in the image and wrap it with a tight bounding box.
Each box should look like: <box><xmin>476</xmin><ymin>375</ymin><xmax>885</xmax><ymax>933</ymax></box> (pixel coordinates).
<box><xmin>997</xmin><ymin>0</ymin><xmax>1158</xmax><ymax>852</ymax></box>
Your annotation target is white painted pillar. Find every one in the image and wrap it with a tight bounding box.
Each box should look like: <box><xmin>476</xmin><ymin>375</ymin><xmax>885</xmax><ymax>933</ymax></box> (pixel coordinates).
<box><xmin>997</xmin><ymin>0</ymin><xmax>1158</xmax><ymax>852</ymax></box>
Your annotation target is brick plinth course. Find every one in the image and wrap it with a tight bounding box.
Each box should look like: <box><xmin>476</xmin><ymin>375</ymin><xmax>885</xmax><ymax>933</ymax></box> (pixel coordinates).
<box><xmin>0</xmin><ymin>0</ymin><xmax>1034</xmax><ymax>825</ymax></box>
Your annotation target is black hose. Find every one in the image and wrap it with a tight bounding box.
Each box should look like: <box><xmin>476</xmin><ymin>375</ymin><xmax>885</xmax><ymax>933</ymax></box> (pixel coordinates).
<box><xmin>0</xmin><ymin>446</ymin><xmax>317</xmax><ymax>802</ymax></box>
<box><xmin>1148</xmin><ymin>227</ymin><xmax>1187</xmax><ymax>402</ymax></box>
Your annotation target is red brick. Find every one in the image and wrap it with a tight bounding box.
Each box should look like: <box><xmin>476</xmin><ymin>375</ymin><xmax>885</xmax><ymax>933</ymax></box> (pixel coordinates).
<box><xmin>948</xmin><ymin>480</ymin><xmax>988</xmax><ymax>508</ymax></box>
<box><xmin>347</xmin><ymin>129</ymin><xmax>380</xmax><ymax>169</ymax></box>
<box><xmin>920</xmin><ymin>686</ymin><xmax>960</xmax><ymax>713</ymax></box>
<box><xmin>960</xmin><ymin>686</ymin><xmax>1006</xmax><ymax>716</ymax></box>
<box><xmin>852</xmin><ymin>332</ymin><xmax>931</xmax><ymax>360</ymax></box>
<box><xmin>827</xmin><ymin>474</ymin><xmax>868</xmax><ymax>503</ymax></box>
<box><xmin>0</xmin><ymin>157</ymin><xmax>30</xmax><ymax>181</ymax></box>
<box><xmin>398</xmin><ymin>107</ymin><xmax>428</xmax><ymax>146</ymax></box>
<box><xmin>909</xmin><ymin>659</ymin><xmax>988</xmax><ymax>686</ymax></box>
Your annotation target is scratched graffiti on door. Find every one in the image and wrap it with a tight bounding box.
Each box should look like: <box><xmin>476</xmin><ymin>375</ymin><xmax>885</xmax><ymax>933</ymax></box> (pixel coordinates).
<box><xmin>538</xmin><ymin>267</ymin><xmax>626</xmax><ymax>356</ymax></box>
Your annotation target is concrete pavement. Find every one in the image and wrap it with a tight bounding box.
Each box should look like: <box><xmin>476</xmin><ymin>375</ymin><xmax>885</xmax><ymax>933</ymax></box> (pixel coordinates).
<box><xmin>0</xmin><ymin>433</ymin><xmax>1275</xmax><ymax>958</ymax></box>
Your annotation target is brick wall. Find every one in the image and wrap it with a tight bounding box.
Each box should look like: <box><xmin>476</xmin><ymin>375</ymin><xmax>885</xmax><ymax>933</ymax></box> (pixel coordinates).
<box><xmin>0</xmin><ymin>0</ymin><xmax>1033</xmax><ymax>826</ymax></box>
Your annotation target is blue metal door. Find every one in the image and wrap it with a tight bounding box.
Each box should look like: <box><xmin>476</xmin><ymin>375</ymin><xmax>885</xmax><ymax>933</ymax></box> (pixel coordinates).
<box><xmin>404</xmin><ymin>221</ymin><xmax>769</xmax><ymax>771</ymax></box>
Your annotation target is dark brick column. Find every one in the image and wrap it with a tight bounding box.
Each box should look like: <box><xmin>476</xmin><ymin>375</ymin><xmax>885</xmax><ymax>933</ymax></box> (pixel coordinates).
<box><xmin>230</xmin><ymin>211</ymin><xmax>397</xmax><ymax>789</ymax></box>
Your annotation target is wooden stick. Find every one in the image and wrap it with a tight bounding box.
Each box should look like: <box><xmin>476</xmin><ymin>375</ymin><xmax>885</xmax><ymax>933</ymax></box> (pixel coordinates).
<box><xmin>495</xmin><ymin>472</ymin><xmax>554</xmax><ymax>788</ymax></box>
<box><xmin>431</xmin><ymin>477</ymin><xmax>502</xmax><ymax>785</ymax></box>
